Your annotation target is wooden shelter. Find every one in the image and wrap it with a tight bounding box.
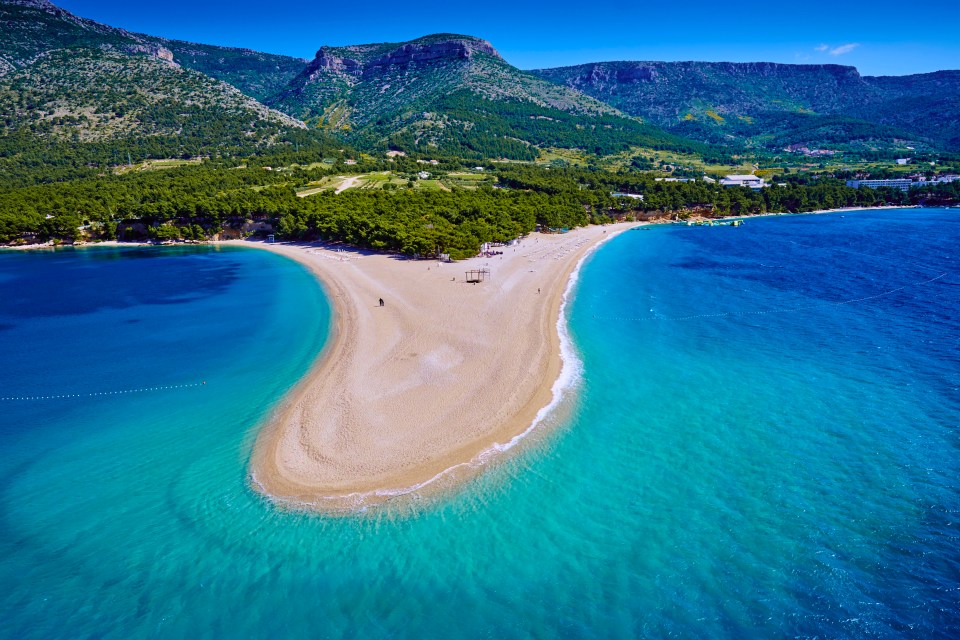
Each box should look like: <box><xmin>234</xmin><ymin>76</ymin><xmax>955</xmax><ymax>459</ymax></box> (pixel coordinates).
<box><xmin>465</xmin><ymin>268</ymin><xmax>491</xmax><ymax>284</ymax></box>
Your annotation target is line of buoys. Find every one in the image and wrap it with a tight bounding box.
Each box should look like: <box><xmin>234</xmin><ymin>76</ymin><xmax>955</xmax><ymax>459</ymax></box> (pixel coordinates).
<box><xmin>1</xmin><ymin>381</ymin><xmax>207</xmax><ymax>402</ymax></box>
<box><xmin>593</xmin><ymin>273</ymin><xmax>949</xmax><ymax>323</ymax></box>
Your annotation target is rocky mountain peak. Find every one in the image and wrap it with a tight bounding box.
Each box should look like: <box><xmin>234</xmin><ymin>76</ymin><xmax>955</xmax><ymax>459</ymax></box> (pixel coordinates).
<box><xmin>389</xmin><ymin>34</ymin><xmax>500</xmax><ymax>61</ymax></box>
<box><xmin>309</xmin><ymin>48</ymin><xmax>363</xmax><ymax>77</ymax></box>
<box><xmin>5</xmin><ymin>0</ymin><xmax>57</xmax><ymax>9</ymax></box>
<box><xmin>306</xmin><ymin>33</ymin><xmax>500</xmax><ymax>80</ymax></box>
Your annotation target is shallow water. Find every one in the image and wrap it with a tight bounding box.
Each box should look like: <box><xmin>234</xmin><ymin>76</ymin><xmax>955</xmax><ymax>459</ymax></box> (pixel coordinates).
<box><xmin>1</xmin><ymin>210</ymin><xmax>958</xmax><ymax>639</ymax></box>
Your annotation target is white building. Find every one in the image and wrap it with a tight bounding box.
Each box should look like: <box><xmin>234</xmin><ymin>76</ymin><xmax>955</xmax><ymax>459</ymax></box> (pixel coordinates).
<box><xmin>611</xmin><ymin>192</ymin><xmax>644</xmax><ymax>200</ymax></box>
<box><xmin>846</xmin><ymin>179</ymin><xmax>914</xmax><ymax>191</ymax></box>
<box><xmin>720</xmin><ymin>174</ymin><xmax>769</xmax><ymax>189</ymax></box>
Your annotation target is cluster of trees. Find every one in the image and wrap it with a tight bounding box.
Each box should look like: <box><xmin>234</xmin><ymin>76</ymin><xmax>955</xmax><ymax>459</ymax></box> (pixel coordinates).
<box><xmin>276</xmin><ymin>190</ymin><xmax>586</xmax><ymax>259</ymax></box>
<box><xmin>493</xmin><ymin>165</ymin><xmax>945</xmax><ymax>217</ymax></box>
<box><xmin>437</xmin><ymin>92</ymin><xmax>730</xmax><ymax>159</ymax></box>
<box><xmin>0</xmin><ymin>163</ymin><xmax>586</xmax><ymax>258</ymax></box>
<box><xmin>3</xmin><ymin>156</ymin><xmax>956</xmax><ymax>258</ymax></box>
<box><xmin>0</xmin><ymin>128</ymin><xmax>348</xmax><ymax>187</ymax></box>
<box><xmin>353</xmin><ymin>91</ymin><xmax>737</xmax><ymax>163</ymax></box>
<box><xmin>911</xmin><ymin>180</ymin><xmax>960</xmax><ymax>206</ymax></box>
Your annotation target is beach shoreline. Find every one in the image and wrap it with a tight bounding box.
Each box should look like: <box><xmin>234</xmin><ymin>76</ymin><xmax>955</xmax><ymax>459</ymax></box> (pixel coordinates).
<box><xmin>651</xmin><ymin>203</ymin><xmax>918</xmax><ymax>226</ymax></box>
<box><xmin>240</xmin><ymin>224</ymin><xmax>635</xmax><ymax>512</ymax></box>
<box><xmin>0</xmin><ymin>205</ymin><xmax>924</xmax><ymax>253</ymax></box>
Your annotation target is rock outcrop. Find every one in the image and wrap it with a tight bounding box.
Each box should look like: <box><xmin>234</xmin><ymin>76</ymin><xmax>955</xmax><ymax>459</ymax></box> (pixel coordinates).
<box><xmin>118</xmin><ymin>43</ymin><xmax>176</xmax><ymax>63</ymax></box>
<box><xmin>305</xmin><ymin>35</ymin><xmax>500</xmax><ymax>81</ymax></box>
<box><xmin>366</xmin><ymin>38</ymin><xmax>498</xmax><ymax>68</ymax></box>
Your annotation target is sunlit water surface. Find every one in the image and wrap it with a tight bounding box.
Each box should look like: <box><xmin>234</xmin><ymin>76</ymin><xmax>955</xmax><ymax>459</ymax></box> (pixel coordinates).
<box><xmin>0</xmin><ymin>210</ymin><xmax>958</xmax><ymax>638</ymax></box>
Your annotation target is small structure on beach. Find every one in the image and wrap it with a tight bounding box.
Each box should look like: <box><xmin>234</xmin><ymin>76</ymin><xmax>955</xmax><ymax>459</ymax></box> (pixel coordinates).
<box><xmin>465</xmin><ymin>268</ymin><xmax>491</xmax><ymax>283</ymax></box>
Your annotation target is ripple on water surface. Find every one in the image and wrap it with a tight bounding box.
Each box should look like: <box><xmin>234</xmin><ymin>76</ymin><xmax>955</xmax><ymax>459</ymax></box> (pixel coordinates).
<box><xmin>1</xmin><ymin>211</ymin><xmax>959</xmax><ymax>639</ymax></box>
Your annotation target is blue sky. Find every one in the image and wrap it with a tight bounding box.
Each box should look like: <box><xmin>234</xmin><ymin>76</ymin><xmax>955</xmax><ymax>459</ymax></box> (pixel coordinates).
<box><xmin>59</xmin><ymin>0</ymin><xmax>960</xmax><ymax>76</ymax></box>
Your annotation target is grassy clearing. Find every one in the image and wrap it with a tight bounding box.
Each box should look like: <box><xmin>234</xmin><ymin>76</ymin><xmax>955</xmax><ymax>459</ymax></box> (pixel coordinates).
<box><xmin>414</xmin><ymin>179</ymin><xmax>447</xmax><ymax>191</ymax></box>
<box><xmin>297</xmin><ymin>175</ymin><xmax>348</xmax><ymax>196</ymax></box>
<box><xmin>297</xmin><ymin>172</ymin><xmax>424</xmax><ymax>195</ymax></box>
<box><xmin>705</xmin><ymin>110</ymin><xmax>725</xmax><ymax>123</ymax></box>
<box><xmin>446</xmin><ymin>172</ymin><xmax>488</xmax><ymax>181</ymax></box>
<box><xmin>285</xmin><ymin>160</ymin><xmax>338</xmax><ymax>171</ymax></box>
<box><xmin>538</xmin><ymin>147</ymin><xmax>590</xmax><ymax>166</ymax></box>
<box><xmin>357</xmin><ymin>172</ymin><xmax>394</xmax><ymax>189</ymax></box>
<box><xmin>442</xmin><ymin>172</ymin><xmax>494</xmax><ymax>190</ymax></box>
<box><xmin>296</xmin><ymin>185</ymin><xmax>329</xmax><ymax>197</ymax></box>
<box><xmin>115</xmin><ymin>158</ymin><xmax>203</xmax><ymax>174</ymax></box>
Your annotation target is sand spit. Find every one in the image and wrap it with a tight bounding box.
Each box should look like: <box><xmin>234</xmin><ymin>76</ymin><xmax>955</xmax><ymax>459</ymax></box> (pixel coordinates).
<box><xmin>241</xmin><ymin>224</ymin><xmax>633</xmax><ymax>511</ymax></box>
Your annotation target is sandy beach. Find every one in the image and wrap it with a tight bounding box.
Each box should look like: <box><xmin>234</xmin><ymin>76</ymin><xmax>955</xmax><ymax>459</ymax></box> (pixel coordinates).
<box><xmin>242</xmin><ymin>224</ymin><xmax>633</xmax><ymax>510</ymax></box>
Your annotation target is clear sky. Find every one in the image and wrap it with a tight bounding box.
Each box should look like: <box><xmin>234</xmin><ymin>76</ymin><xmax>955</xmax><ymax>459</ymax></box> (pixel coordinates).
<box><xmin>58</xmin><ymin>0</ymin><xmax>960</xmax><ymax>76</ymax></box>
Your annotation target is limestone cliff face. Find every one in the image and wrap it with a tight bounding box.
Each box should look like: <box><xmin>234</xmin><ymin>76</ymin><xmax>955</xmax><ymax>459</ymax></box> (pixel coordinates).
<box><xmin>307</xmin><ymin>48</ymin><xmax>363</xmax><ymax>78</ymax></box>
<box><xmin>305</xmin><ymin>36</ymin><xmax>500</xmax><ymax>82</ymax></box>
<box><xmin>535</xmin><ymin>61</ymin><xmax>875</xmax><ymax>122</ymax></box>
<box><xmin>553</xmin><ymin>61</ymin><xmax>863</xmax><ymax>93</ymax></box>
<box><xmin>118</xmin><ymin>43</ymin><xmax>176</xmax><ymax>64</ymax></box>
<box><xmin>366</xmin><ymin>39</ymin><xmax>498</xmax><ymax>68</ymax></box>
<box><xmin>531</xmin><ymin>60</ymin><xmax>960</xmax><ymax>150</ymax></box>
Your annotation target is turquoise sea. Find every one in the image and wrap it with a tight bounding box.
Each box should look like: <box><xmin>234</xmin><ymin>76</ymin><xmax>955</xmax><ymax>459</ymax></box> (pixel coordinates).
<box><xmin>0</xmin><ymin>209</ymin><xmax>958</xmax><ymax>639</ymax></box>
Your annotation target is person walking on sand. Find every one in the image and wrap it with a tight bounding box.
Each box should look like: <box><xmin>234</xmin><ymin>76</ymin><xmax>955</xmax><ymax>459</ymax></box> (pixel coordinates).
<box><xmin>379</xmin><ymin>298</ymin><xmax>384</xmax><ymax>307</ymax></box>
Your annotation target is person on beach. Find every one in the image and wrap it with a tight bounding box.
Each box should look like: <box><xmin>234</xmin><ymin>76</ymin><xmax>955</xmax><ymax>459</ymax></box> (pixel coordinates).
<box><xmin>379</xmin><ymin>298</ymin><xmax>384</xmax><ymax>307</ymax></box>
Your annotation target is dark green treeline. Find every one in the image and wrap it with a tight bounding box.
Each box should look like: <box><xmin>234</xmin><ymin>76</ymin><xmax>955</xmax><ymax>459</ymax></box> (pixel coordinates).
<box><xmin>2</xmin><ymin>161</ymin><xmax>954</xmax><ymax>259</ymax></box>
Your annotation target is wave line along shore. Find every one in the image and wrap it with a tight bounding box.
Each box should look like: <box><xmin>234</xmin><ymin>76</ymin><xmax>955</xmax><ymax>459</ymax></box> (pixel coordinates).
<box><xmin>242</xmin><ymin>224</ymin><xmax>634</xmax><ymax>512</ymax></box>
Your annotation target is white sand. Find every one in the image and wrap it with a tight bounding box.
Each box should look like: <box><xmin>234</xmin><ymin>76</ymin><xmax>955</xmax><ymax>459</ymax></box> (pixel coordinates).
<box><xmin>242</xmin><ymin>224</ymin><xmax>634</xmax><ymax>510</ymax></box>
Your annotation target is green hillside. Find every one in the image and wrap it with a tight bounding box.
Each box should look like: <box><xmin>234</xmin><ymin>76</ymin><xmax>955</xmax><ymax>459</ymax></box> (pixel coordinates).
<box><xmin>0</xmin><ymin>0</ymin><xmax>135</xmax><ymax>67</ymax></box>
<box><xmin>139</xmin><ymin>40</ymin><xmax>307</xmax><ymax>104</ymax></box>
<box><xmin>0</xmin><ymin>0</ymin><xmax>307</xmax><ymax>102</ymax></box>
<box><xmin>0</xmin><ymin>0</ymin><xmax>331</xmax><ymax>182</ymax></box>
<box><xmin>531</xmin><ymin>61</ymin><xmax>960</xmax><ymax>151</ymax></box>
<box><xmin>265</xmin><ymin>34</ymin><xmax>718</xmax><ymax>160</ymax></box>
<box><xmin>0</xmin><ymin>48</ymin><xmax>301</xmax><ymax>143</ymax></box>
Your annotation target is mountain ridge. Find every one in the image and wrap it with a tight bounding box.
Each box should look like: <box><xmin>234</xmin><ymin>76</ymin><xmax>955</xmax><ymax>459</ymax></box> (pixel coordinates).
<box><xmin>260</xmin><ymin>32</ymin><xmax>714</xmax><ymax>161</ymax></box>
<box><xmin>530</xmin><ymin>60</ymin><xmax>960</xmax><ymax>150</ymax></box>
<box><xmin>2</xmin><ymin>0</ymin><xmax>958</xmax><ymax>168</ymax></box>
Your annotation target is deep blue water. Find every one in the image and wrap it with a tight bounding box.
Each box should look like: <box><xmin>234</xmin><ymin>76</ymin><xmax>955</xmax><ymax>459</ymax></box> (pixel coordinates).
<box><xmin>0</xmin><ymin>210</ymin><xmax>958</xmax><ymax>639</ymax></box>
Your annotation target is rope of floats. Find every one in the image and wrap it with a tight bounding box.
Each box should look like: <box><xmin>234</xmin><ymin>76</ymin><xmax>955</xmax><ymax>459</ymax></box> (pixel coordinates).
<box><xmin>1</xmin><ymin>381</ymin><xmax>206</xmax><ymax>402</ymax></box>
